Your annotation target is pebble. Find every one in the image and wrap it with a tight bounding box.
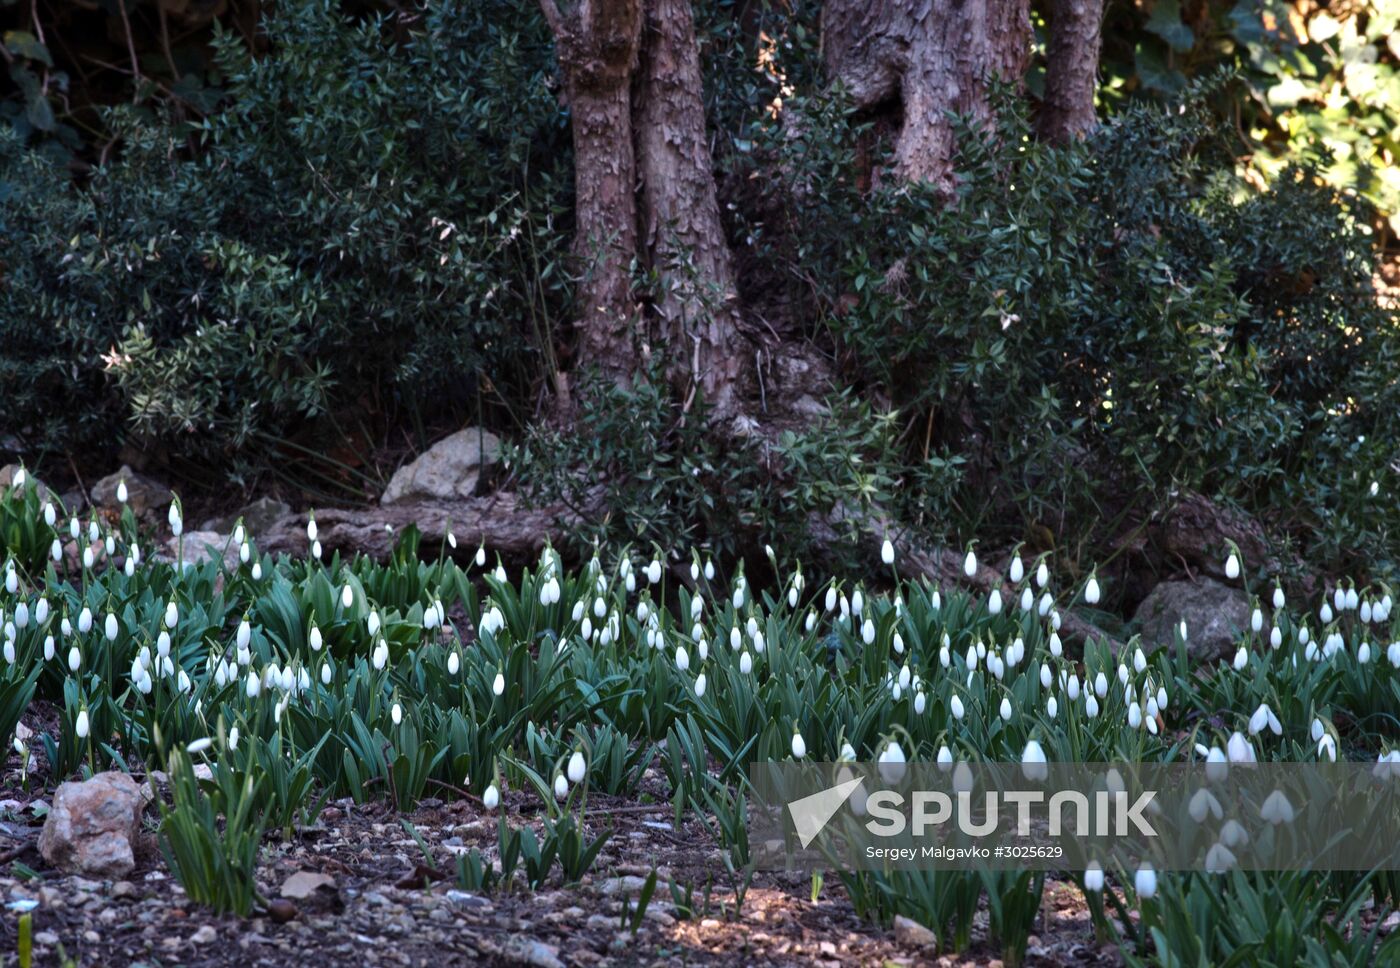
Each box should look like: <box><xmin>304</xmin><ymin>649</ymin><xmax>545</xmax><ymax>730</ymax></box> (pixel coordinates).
<box><xmin>192</xmin><ymin>925</ymin><xmax>218</xmax><ymax>944</ymax></box>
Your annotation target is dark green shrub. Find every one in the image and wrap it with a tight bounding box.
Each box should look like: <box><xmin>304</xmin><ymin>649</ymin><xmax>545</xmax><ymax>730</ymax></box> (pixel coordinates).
<box><xmin>1</xmin><ymin>0</ymin><xmax>568</xmax><ymax>483</ymax></box>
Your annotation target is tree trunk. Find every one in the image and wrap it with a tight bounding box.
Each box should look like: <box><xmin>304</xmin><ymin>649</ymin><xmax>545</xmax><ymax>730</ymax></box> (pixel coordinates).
<box><xmin>634</xmin><ymin>0</ymin><xmax>749</xmax><ymax>418</ymax></box>
<box><xmin>539</xmin><ymin>0</ymin><xmax>645</xmax><ymax>385</ymax></box>
<box><xmin>822</xmin><ymin>0</ymin><xmax>1032</xmax><ymax>189</ymax></box>
<box><xmin>1037</xmin><ymin>0</ymin><xmax>1103</xmax><ymax>142</ymax></box>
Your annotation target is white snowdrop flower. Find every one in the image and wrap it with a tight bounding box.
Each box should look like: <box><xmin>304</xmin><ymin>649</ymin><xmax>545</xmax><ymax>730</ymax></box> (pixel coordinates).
<box><xmin>1046</xmin><ymin>695</ymin><xmax>1058</xmax><ymax>719</ymax></box>
<box><xmin>851</xmin><ymin>590</ymin><xmax>864</xmax><ymax>615</ymax></box>
<box><xmin>82</xmin><ymin>547</ymin><xmax>94</xmax><ymax>570</ymax></box>
<box><xmin>51</xmin><ymin>538</ymin><xmax>62</xmax><ymax>562</ymax></box>
<box><xmin>1067</xmin><ymin>675</ymin><xmax>1080</xmax><ymax>701</ymax></box>
<box><xmin>1156</xmin><ymin>685</ymin><xmax>1168</xmax><ymax>710</ymax></box>
<box><xmin>308</xmin><ymin>625</ymin><xmax>323</xmax><ymax>652</ymax></box>
<box><xmin>1051</xmin><ymin>610</ymin><xmax>1062</xmax><ymax>631</ymax></box>
<box><xmin>43</xmin><ymin>502</ymin><xmax>56</xmax><ymax>527</ymax></box>
<box><xmin>311</xmin><ymin>540</ymin><xmax>323</xmax><ymax>560</ymax></box>
<box><xmin>1269</xmin><ymin>626</ymin><xmax>1282</xmax><ymax>649</ymax></box>
<box><xmin>1231</xmin><ymin>644</ymin><xmax>1250</xmax><ymax>671</ymax></box>
<box><xmin>1371</xmin><ymin>480</ymin><xmax>1380</xmax><ymax>497</ymax></box>
<box><xmin>68</xmin><ymin>645</ymin><xmax>81</xmax><ymax>672</ymax></box>
<box><xmin>690</xmin><ymin>560</ymin><xmax>700</xmax><ymax>581</ymax></box>
<box><xmin>239</xmin><ymin>541</ymin><xmax>251</xmax><ymax>565</ymax></box>
<box><xmin>999</xmin><ymin>696</ymin><xmax>1013</xmax><ymax>721</ymax></box>
<box><xmin>1320</xmin><ymin>602</ymin><xmax>1334</xmax><ymax>624</ymax></box>
<box><xmin>475</xmin><ymin>546</ymin><xmax>487</xmax><ymax>567</ymax></box>
<box><xmin>34</xmin><ymin>597</ymin><xmax>48</xmax><ymax>625</ymax></box>
<box><xmin>936</xmin><ymin>745</ymin><xmax>953</xmax><ymax>770</ymax></box>
<box><xmin>341</xmin><ymin>584</ymin><xmax>354</xmax><ymax>609</ymax></box>
<box><xmin>236</xmin><ymin>618</ymin><xmax>251</xmax><ymax>650</ymax></box>
<box><xmin>1361</xmin><ymin>600</ymin><xmax>1373</xmax><ymax>624</ymax></box>
<box><xmin>1084</xmin><ymin>864</ymin><xmax>1105</xmax><ymax>892</ymax></box>
<box><xmin>483</xmin><ymin>784</ymin><xmax>500</xmax><ymax>810</ymax></box>
<box><xmin>1085</xmin><ymin>694</ymin><xmax>1100</xmax><ymax>719</ymax></box>
<box><xmin>1273</xmin><ymin>586</ymin><xmax>1285</xmax><ymax>610</ymax></box>
<box><xmin>1250</xmin><ymin>608</ymin><xmax>1263</xmax><ymax>633</ymax></box>
<box><xmin>675</xmin><ymin>645</ymin><xmax>690</xmax><ymax>672</ymax></box>
<box><xmin>43</xmin><ymin>635</ymin><xmax>55</xmax><ymax>662</ymax></box>
<box><xmin>593</xmin><ymin>597</ymin><xmax>607</xmax><ymax>619</ymax></box>
<box><xmin>791</xmin><ymin>731</ymin><xmax>807</xmax><ymax>759</ymax></box>
<box><xmin>1346</xmin><ymin>587</ymin><xmax>1359</xmax><ymax>611</ymax></box>
<box><xmin>1035</xmin><ymin>561</ymin><xmax>1049</xmax><ymax>589</ymax></box>
<box><xmin>492</xmin><ymin>671</ymin><xmax>505</xmax><ymax>696</ymax></box>
<box><xmin>892</xmin><ymin>631</ymin><xmax>905</xmax><ymax>655</ymax></box>
<box><xmin>704</xmin><ymin>559</ymin><xmax>715</xmax><ymax>580</ymax></box>
<box><xmin>391</xmin><ymin>703</ymin><xmax>403</xmax><ymax>726</ymax></box>
<box><xmin>321</xmin><ymin>662</ymin><xmax>332</xmax><ymax>685</ymax></box>
<box><xmin>913</xmin><ymin>690</ymin><xmax>926</xmax><ymax>714</ymax></box>
<box><xmin>931</xmin><ymin>590</ymin><xmax>942</xmax><ymax>611</ymax></box>
<box><xmin>1127</xmin><ymin>703</ymin><xmax>1143</xmax><ymax>729</ymax></box>
<box><xmin>68</xmin><ymin>517</ymin><xmax>80</xmax><ymax>540</ymax></box>
<box><xmin>14</xmin><ymin>603</ymin><xmax>27</xmax><ymax>629</ymax></box>
<box><xmin>1</xmin><ymin>640</ymin><xmax>12</xmax><ymax>665</ymax></box>
<box><xmin>1298</xmin><ymin>625</ymin><xmax>1310</xmax><ymax>645</ymax></box>
<box><xmin>372</xmin><ymin>641</ymin><xmax>389</xmax><ymax>670</ymax></box>
<box><xmin>1259</xmin><ymin>790</ymin><xmax>1295</xmax><ymax>825</ymax></box>
<box><xmin>1227</xmin><ymin>731</ymin><xmax>1255</xmax><ymax>763</ymax></box>
<box><xmin>950</xmin><ymin>693</ymin><xmax>965</xmax><ymax>720</ymax></box>
<box><xmin>730</xmin><ymin>583</ymin><xmax>742</xmax><ymax>608</ymax></box>
<box><xmin>1359</xmin><ymin>641</ymin><xmax>1372</xmax><ymax>664</ymax></box>
<box><xmin>178</xmin><ymin>669</ymin><xmax>191</xmax><ymax>692</ymax></box>
<box><xmin>1021</xmin><ymin>740</ymin><xmax>1048</xmax><ymax>780</ymax></box>
<box><xmin>75</xmin><ymin>708</ymin><xmax>90</xmax><ymax>739</ymax></box>
<box><xmin>878</xmin><ymin>741</ymin><xmax>907</xmax><ymax>784</ymax></box>
<box><xmin>1225</xmin><ymin>553</ymin><xmax>1240</xmax><ymax>580</ymax></box>
<box><xmin>1084</xmin><ymin>576</ymin><xmax>1100</xmax><ymax>605</ymax></box>
<box><xmin>103</xmin><ymin>533</ymin><xmax>115</xmax><ymax>557</ymax></box>
<box><xmin>564</xmin><ymin>749</ymin><xmax>586</xmax><ymax>784</ymax></box>
<box><xmin>156</xmin><ymin>631</ymin><xmax>171</xmax><ymax>658</ymax></box>
<box><xmin>694</xmin><ymin>672</ymin><xmax>707</xmax><ymax>698</ymax></box>
<box><xmin>1318</xmin><ymin>734</ymin><xmax>1337</xmax><ymax>761</ymax></box>
<box><xmin>446</xmin><ymin>649</ymin><xmax>461</xmax><ymax>676</ymax></box>
<box><xmin>988</xmin><ymin>589</ymin><xmax>1002</xmax><ymax>615</ymax></box>
<box><xmin>1008</xmin><ymin>554</ymin><xmax>1025</xmax><ymax>585</ymax></box>
<box><xmin>881</xmin><ymin>539</ymin><xmax>895</xmax><ymax>566</ymax></box>
<box><xmin>1134</xmin><ymin>866</ymin><xmax>1157</xmax><ymax>900</ymax></box>
<box><xmin>1390</xmin><ymin>643</ymin><xmax>1400</xmax><ymax>668</ymax></box>
<box><xmin>1133</xmin><ymin>648</ymin><xmax>1147</xmax><ymax>674</ymax></box>
<box><xmin>168</xmin><ymin>501</ymin><xmax>183</xmax><ymax>537</ymax></box>
<box><xmin>728</xmin><ymin>626</ymin><xmax>742</xmax><ymax>652</ymax></box>
<box><xmin>824</xmin><ymin>587</ymin><xmax>838</xmax><ymax>612</ymax></box>
<box><xmin>368</xmin><ymin>611</ymin><xmax>381</xmax><ymax>637</ymax></box>
<box><xmin>753</xmin><ymin>629</ymin><xmax>766</xmax><ymax>653</ymax></box>
<box><xmin>861</xmin><ymin>620</ymin><xmax>875</xmax><ymax>645</ymax></box>
<box><xmin>1040</xmin><ymin>663</ymin><xmax>1053</xmax><ymax>689</ymax></box>
<box><xmin>739</xmin><ymin>651</ymin><xmax>753</xmax><ymax>674</ymax></box>
<box><xmin>246</xmin><ymin>670</ymin><xmax>261</xmax><ymax>698</ymax></box>
<box><xmin>1093</xmin><ymin>672</ymin><xmax>1108</xmax><ymax>698</ymax></box>
<box><xmin>104</xmin><ymin>612</ymin><xmax>118</xmax><ymax>642</ymax></box>
<box><xmin>581</xmin><ymin>616</ymin><xmax>593</xmax><ymax>640</ymax></box>
<box><xmin>553</xmin><ymin>773</ymin><xmax>569</xmax><ymax>799</ymax></box>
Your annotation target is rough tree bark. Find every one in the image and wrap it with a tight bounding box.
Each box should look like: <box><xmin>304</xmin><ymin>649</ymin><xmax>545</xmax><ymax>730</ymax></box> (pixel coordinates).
<box><xmin>634</xmin><ymin>0</ymin><xmax>749</xmax><ymax>418</ymax></box>
<box><xmin>538</xmin><ymin>0</ymin><xmax>645</xmax><ymax>386</ymax></box>
<box><xmin>822</xmin><ymin>0</ymin><xmax>1032</xmax><ymax>188</ymax></box>
<box><xmin>1037</xmin><ymin>0</ymin><xmax>1104</xmax><ymax>142</ymax></box>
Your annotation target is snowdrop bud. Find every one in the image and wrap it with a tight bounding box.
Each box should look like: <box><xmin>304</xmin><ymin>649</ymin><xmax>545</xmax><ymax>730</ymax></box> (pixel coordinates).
<box><xmin>1085</xmin><ymin>694</ymin><xmax>1100</xmax><ymax>718</ymax></box>
<box><xmin>1094</xmin><ymin>672</ymin><xmax>1108</xmax><ymax>698</ymax></box>
<box><xmin>675</xmin><ymin>645</ymin><xmax>690</xmax><ymax>672</ymax></box>
<box><xmin>43</xmin><ymin>635</ymin><xmax>54</xmax><ymax>661</ymax></box>
<box><xmin>851</xmin><ymin>590</ymin><xmax>864</xmax><ymax>615</ymax></box>
<box><xmin>14</xmin><ymin>603</ymin><xmax>27</xmax><ymax>629</ymax></box>
<box><xmin>1359</xmin><ymin>641</ymin><xmax>1372</xmax><ymax>664</ymax></box>
<box><xmin>309</xmin><ymin>625</ymin><xmax>323</xmax><ymax>651</ymax></box>
<box><xmin>1321</xmin><ymin>602</ymin><xmax>1334</xmax><ymax>624</ymax></box>
<box><xmin>341</xmin><ymin>584</ymin><xmax>354</xmax><ymax>609</ymax></box>
<box><xmin>1047</xmin><ymin>695</ymin><xmax>1058</xmax><ymax>719</ymax></box>
<box><xmin>893</xmin><ymin>632</ymin><xmax>905</xmax><ymax>655</ymax></box>
<box><xmin>1021</xmin><ymin>740</ymin><xmax>1048</xmax><ymax>780</ymax></box>
<box><xmin>1084</xmin><ymin>864</ymin><xmax>1105</xmax><ymax>892</ymax></box>
<box><xmin>1232</xmin><ymin>646</ymin><xmax>1248</xmax><ymax>671</ymax></box>
<box><xmin>825</xmin><ymin>587</ymin><xmax>837</xmax><ymax>612</ymax></box>
<box><xmin>1273</xmin><ymin>586</ymin><xmax>1285</xmax><ymax>610</ymax></box>
<box><xmin>43</xmin><ymin>502</ymin><xmax>56</xmax><ymax>527</ymax></box>
<box><xmin>914</xmin><ymin>691</ymin><xmax>926</xmax><ymax>714</ymax></box>
<box><xmin>791</xmin><ymin>730</ymin><xmax>807</xmax><ymax>759</ymax></box>
<box><xmin>1361</xmin><ymin>601</ymin><xmax>1373</xmax><ymax>624</ymax></box>
<box><xmin>988</xmin><ymin>589</ymin><xmax>1002</xmax><ymax>615</ymax></box>
<box><xmin>1127</xmin><ymin>703</ymin><xmax>1143</xmax><ymax>729</ymax></box>
<box><xmin>1040</xmin><ymin>663</ymin><xmax>1053</xmax><ymax>689</ymax></box>
<box><xmin>51</xmin><ymin>538</ymin><xmax>62</xmax><ymax>562</ymax></box>
<box><xmin>321</xmin><ymin>662</ymin><xmax>332</xmax><ymax>685</ymax></box>
<box><xmin>878</xmin><ymin>741</ymin><xmax>907</xmax><ymax>784</ymax></box>
<box><xmin>246</xmin><ymin>671</ymin><xmax>261</xmax><ymax>698</ymax></box>
<box><xmin>492</xmin><ymin>670</ymin><xmax>505</xmax><ymax>696</ymax></box>
<box><xmin>483</xmin><ymin>784</ymin><xmax>500</xmax><ymax>810</ymax></box>
<box><xmin>1227</xmin><ymin>731</ymin><xmax>1255</xmax><ymax>763</ymax></box>
<box><xmin>1268</xmin><ymin>626</ymin><xmax>1282</xmax><ymax>649</ymax></box>
<box><xmin>880</xmin><ymin>538</ymin><xmax>896</xmax><ymax>566</ymax></box>
<box><xmin>1225</xmin><ymin>553</ymin><xmax>1240</xmax><ymax>580</ymax></box>
<box><xmin>104</xmin><ymin>613</ymin><xmax>118</xmax><ymax>641</ymax></box>
<box><xmin>82</xmin><ymin>547</ymin><xmax>94</xmax><ymax>570</ymax></box>
<box><xmin>68</xmin><ymin>645</ymin><xmax>81</xmax><ymax>672</ymax></box>
<box><xmin>951</xmin><ymin>693</ymin><xmax>965</xmax><ymax>720</ymax></box>
<box><xmin>739</xmin><ymin>651</ymin><xmax>753</xmax><ymax>674</ymax></box>
<box><xmin>704</xmin><ymin>559</ymin><xmax>715</xmax><ymax>580</ymax></box>
<box><xmin>168</xmin><ymin>501</ymin><xmax>183</xmax><ymax>537</ymax></box>
<box><xmin>1134</xmin><ymin>866</ymin><xmax>1157</xmax><ymax>900</ymax></box>
<box><xmin>75</xmin><ymin>708</ymin><xmax>89</xmax><ymax>738</ymax></box>
<box><xmin>999</xmin><ymin>696</ymin><xmax>1013</xmax><ymax>721</ymax></box>
<box><xmin>1133</xmin><ymin>648</ymin><xmax>1147</xmax><ymax>674</ymax></box>
<box><xmin>862</xmin><ymin>620</ymin><xmax>875</xmax><ymax>645</ymax></box>
<box><xmin>936</xmin><ymin>745</ymin><xmax>953</xmax><ymax>769</ymax></box>
<box><xmin>1084</xmin><ymin>576</ymin><xmax>1101</xmax><ymax>605</ymax></box>
<box><xmin>553</xmin><ymin>774</ymin><xmax>569</xmax><ymax>799</ymax></box>
<box><xmin>391</xmin><ymin>703</ymin><xmax>402</xmax><ymax>726</ymax></box>
<box><xmin>963</xmin><ymin>549</ymin><xmax>977</xmax><ymax>577</ymax></box>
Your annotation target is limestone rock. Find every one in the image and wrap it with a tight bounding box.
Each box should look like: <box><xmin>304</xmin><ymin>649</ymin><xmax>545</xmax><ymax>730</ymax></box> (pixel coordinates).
<box><xmin>90</xmin><ymin>465</ymin><xmax>173</xmax><ymax>516</ymax></box>
<box><xmin>1134</xmin><ymin>577</ymin><xmax>1251</xmax><ymax>660</ymax></box>
<box><xmin>204</xmin><ymin>496</ymin><xmax>292</xmax><ymax>536</ymax></box>
<box><xmin>381</xmin><ymin>428</ymin><xmax>501</xmax><ymax>505</ymax></box>
<box><xmin>894</xmin><ymin>914</ymin><xmax>937</xmax><ymax>947</ymax></box>
<box><xmin>164</xmin><ymin>531</ymin><xmax>238</xmax><ymax>572</ymax></box>
<box><xmin>38</xmin><ymin>772</ymin><xmax>145</xmax><ymax>877</ymax></box>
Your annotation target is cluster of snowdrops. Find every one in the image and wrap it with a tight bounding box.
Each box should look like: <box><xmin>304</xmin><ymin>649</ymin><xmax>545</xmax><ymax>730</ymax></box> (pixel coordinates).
<box><xmin>1</xmin><ymin>471</ymin><xmax>1399</xmax><ymax>965</ymax></box>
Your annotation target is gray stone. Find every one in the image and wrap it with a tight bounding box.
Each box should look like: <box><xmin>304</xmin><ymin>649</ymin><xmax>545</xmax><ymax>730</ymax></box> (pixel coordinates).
<box><xmin>90</xmin><ymin>465</ymin><xmax>173</xmax><ymax>515</ymax></box>
<box><xmin>164</xmin><ymin>531</ymin><xmax>238</xmax><ymax>572</ymax></box>
<box><xmin>1134</xmin><ymin>577</ymin><xmax>1251</xmax><ymax>660</ymax></box>
<box><xmin>381</xmin><ymin>428</ymin><xmax>501</xmax><ymax>505</ymax></box>
<box><xmin>38</xmin><ymin>772</ymin><xmax>145</xmax><ymax>877</ymax></box>
<box><xmin>501</xmin><ymin>937</ymin><xmax>565</xmax><ymax>968</ymax></box>
<box><xmin>205</xmin><ymin>496</ymin><xmax>292</xmax><ymax>536</ymax></box>
<box><xmin>894</xmin><ymin>914</ymin><xmax>937</xmax><ymax>948</ymax></box>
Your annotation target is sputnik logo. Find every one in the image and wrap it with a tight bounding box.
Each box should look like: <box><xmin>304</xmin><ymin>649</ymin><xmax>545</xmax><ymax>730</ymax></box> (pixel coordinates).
<box><xmin>787</xmin><ymin>776</ymin><xmax>865</xmax><ymax>848</ymax></box>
